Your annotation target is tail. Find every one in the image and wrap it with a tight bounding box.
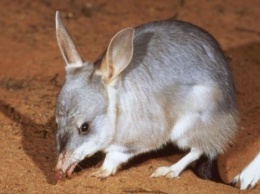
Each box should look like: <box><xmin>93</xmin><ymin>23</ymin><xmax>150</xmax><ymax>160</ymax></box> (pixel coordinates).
<box><xmin>192</xmin><ymin>155</ymin><xmax>223</xmax><ymax>183</ymax></box>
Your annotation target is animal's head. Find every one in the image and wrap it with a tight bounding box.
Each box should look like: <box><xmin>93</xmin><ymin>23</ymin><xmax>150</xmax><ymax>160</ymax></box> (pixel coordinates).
<box><xmin>54</xmin><ymin>11</ymin><xmax>135</xmax><ymax>178</ymax></box>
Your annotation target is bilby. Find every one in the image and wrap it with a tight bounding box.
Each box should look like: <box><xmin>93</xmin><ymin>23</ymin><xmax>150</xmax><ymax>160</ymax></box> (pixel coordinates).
<box><xmin>54</xmin><ymin>11</ymin><xmax>238</xmax><ymax>183</ymax></box>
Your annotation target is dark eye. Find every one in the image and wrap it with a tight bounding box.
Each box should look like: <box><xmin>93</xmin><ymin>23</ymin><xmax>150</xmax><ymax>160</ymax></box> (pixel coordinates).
<box><xmin>79</xmin><ymin>122</ymin><xmax>89</xmax><ymax>134</ymax></box>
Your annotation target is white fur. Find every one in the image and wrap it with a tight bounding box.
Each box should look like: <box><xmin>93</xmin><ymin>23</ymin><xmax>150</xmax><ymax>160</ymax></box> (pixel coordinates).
<box><xmin>170</xmin><ymin>85</ymin><xmax>217</xmax><ymax>156</ymax></box>
<box><xmin>232</xmin><ymin>152</ymin><xmax>260</xmax><ymax>190</ymax></box>
<box><xmin>75</xmin><ymin>142</ymin><xmax>100</xmax><ymax>159</ymax></box>
<box><xmin>187</xmin><ymin>85</ymin><xmax>220</xmax><ymax>115</ymax></box>
<box><xmin>106</xmin><ymin>85</ymin><xmax>118</xmax><ymax>129</ymax></box>
<box><xmin>151</xmin><ymin>148</ymin><xmax>203</xmax><ymax>178</ymax></box>
<box><xmin>171</xmin><ymin>113</ymin><xmax>198</xmax><ymax>148</ymax></box>
<box><xmin>171</xmin><ymin>85</ymin><xmax>218</xmax><ymax>144</ymax></box>
<box><xmin>92</xmin><ymin>150</ymin><xmax>132</xmax><ymax>177</ymax></box>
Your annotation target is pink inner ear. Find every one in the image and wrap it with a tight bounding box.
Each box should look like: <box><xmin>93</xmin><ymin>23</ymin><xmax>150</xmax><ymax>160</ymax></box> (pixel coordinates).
<box><xmin>98</xmin><ymin>28</ymin><xmax>135</xmax><ymax>84</ymax></box>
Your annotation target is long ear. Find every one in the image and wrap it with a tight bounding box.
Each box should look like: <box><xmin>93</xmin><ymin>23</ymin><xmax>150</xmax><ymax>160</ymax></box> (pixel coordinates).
<box><xmin>98</xmin><ymin>28</ymin><xmax>135</xmax><ymax>84</ymax></box>
<box><xmin>55</xmin><ymin>11</ymin><xmax>83</xmax><ymax>67</ymax></box>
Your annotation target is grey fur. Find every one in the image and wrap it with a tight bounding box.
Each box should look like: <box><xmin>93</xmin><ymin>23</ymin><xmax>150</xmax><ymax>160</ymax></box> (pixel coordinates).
<box><xmin>54</xmin><ymin>11</ymin><xmax>238</xmax><ymax>179</ymax></box>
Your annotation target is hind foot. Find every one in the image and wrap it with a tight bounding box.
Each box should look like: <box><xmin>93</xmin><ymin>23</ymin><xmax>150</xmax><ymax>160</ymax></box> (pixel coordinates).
<box><xmin>151</xmin><ymin>148</ymin><xmax>203</xmax><ymax>179</ymax></box>
<box><xmin>151</xmin><ymin>166</ymin><xmax>180</xmax><ymax>178</ymax></box>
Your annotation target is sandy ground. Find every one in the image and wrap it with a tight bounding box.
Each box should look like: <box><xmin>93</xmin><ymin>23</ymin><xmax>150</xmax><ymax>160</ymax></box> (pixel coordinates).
<box><xmin>0</xmin><ymin>0</ymin><xmax>259</xmax><ymax>193</ymax></box>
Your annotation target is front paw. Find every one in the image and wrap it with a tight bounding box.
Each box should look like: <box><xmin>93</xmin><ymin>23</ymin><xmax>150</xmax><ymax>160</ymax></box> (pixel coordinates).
<box><xmin>91</xmin><ymin>168</ymin><xmax>114</xmax><ymax>178</ymax></box>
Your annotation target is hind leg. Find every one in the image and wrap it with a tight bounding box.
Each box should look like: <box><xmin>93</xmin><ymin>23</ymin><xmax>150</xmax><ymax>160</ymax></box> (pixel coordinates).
<box><xmin>152</xmin><ymin>112</ymin><xmax>204</xmax><ymax>178</ymax></box>
<box><xmin>151</xmin><ymin>147</ymin><xmax>203</xmax><ymax>178</ymax></box>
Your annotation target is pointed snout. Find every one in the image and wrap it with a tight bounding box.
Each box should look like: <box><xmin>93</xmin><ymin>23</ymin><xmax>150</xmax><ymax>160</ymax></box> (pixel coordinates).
<box><xmin>55</xmin><ymin>152</ymin><xmax>66</xmax><ymax>181</ymax></box>
<box><xmin>55</xmin><ymin>152</ymin><xmax>78</xmax><ymax>180</ymax></box>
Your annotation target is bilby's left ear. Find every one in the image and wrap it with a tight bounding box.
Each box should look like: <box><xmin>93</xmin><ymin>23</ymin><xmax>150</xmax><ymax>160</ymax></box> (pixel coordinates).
<box><xmin>97</xmin><ymin>28</ymin><xmax>135</xmax><ymax>84</ymax></box>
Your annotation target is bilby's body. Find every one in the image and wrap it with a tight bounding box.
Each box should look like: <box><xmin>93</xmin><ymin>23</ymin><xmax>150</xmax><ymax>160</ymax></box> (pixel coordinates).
<box><xmin>54</xmin><ymin>11</ymin><xmax>238</xmax><ymax>182</ymax></box>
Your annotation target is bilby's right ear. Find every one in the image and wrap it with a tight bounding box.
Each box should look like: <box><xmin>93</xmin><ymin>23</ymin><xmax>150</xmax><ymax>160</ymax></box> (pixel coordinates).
<box><xmin>55</xmin><ymin>11</ymin><xmax>83</xmax><ymax>67</ymax></box>
<box><xmin>96</xmin><ymin>28</ymin><xmax>135</xmax><ymax>85</ymax></box>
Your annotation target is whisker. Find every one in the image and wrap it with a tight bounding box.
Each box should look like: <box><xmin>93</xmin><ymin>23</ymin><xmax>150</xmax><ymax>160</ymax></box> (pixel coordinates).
<box><xmin>60</xmin><ymin>152</ymin><xmax>104</xmax><ymax>171</ymax></box>
<box><xmin>75</xmin><ymin>163</ymin><xmax>84</xmax><ymax>170</ymax></box>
